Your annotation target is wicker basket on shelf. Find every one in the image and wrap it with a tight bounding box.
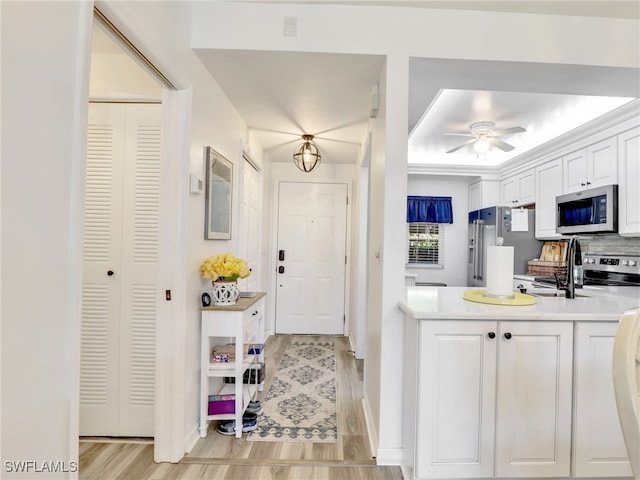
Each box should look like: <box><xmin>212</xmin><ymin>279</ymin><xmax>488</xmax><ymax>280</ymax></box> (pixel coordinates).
<box><xmin>528</xmin><ymin>240</ymin><xmax>568</xmax><ymax>277</ymax></box>
<box><xmin>527</xmin><ymin>260</ymin><xmax>567</xmax><ymax>277</ymax></box>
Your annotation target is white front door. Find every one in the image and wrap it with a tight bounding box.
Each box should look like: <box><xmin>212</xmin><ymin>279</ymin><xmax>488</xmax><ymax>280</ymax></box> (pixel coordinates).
<box><xmin>275</xmin><ymin>182</ymin><xmax>347</xmax><ymax>335</ymax></box>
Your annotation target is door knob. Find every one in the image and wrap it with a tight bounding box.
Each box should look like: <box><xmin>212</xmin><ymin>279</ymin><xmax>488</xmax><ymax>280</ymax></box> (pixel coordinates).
<box><xmin>503</xmin><ymin>332</ymin><xmax>512</xmax><ymax>340</ymax></box>
<box><xmin>487</xmin><ymin>332</ymin><xmax>496</xmax><ymax>339</ymax></box>
<box><xmin>107</xmin><ymin>270</ymin><xmax>114</xmax><ymax>276</ymax></box>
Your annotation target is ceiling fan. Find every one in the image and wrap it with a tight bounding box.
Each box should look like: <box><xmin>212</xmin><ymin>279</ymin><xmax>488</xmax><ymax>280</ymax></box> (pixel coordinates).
<box><xmin>445</xmin><ymin>121</ymin><xmax>526</xmax><ymax>154</ymax></box>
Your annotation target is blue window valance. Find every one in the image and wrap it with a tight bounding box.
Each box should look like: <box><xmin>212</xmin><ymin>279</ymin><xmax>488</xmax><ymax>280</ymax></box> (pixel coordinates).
<box><xmin>407</xmin><ymin>196</ymin><xmax>453</xmax><ymax>224</ymax></box>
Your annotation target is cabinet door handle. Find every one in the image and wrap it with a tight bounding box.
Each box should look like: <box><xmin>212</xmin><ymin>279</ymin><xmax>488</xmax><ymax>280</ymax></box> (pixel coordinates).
<box><xmin>252</xmin><ymin>310</ymin><xmax>258</xmax><ymax>316</ymax></box>
<box><xmin>107</xmin><ymin>270</ymin><xmax>114</xmax><ymax>276</ymax></box>
<box><xmin>503</xmin><ymin>332</ymin><xmax>512</xmax><ymax>340</ymax></box>
<box><xmin>487</xmin><ymin>332</ymin><xmax>496</xmax><ymax>339</ymax></box>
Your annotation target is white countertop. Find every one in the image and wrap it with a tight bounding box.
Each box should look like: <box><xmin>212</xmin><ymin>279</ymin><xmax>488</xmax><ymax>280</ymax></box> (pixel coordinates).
<box><xmin>399</xmin><ymin>286</ymin><xmax>640</xmax><ymax>321</ymax></box>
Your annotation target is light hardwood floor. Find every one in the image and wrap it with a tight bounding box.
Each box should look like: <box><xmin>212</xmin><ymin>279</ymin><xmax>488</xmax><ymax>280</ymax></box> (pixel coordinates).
<box><xmin>79</xmin><ymin>335</ymin><xmax>403</xmax><ymax>480</ymax></box>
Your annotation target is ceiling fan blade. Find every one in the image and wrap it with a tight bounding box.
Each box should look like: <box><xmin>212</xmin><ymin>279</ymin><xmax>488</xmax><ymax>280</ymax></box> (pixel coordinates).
<box><xmin>443</xmin><ymin>132</ymin><xmax>474</xmax><ymax>137</ymax></box>
<box><xmin>446</xmin><ymin>138</ymin><xmax>477</xmax><ymax>154</ymax></box>
<box><xmin>489</xmin><ymin>138</ymin><xmax>515</xmax><ymax>152</ymax></box>
<box><xmin>493</xmin><ymin>126</ymin><xmax>526</xmax><ymax>136</ymax></box>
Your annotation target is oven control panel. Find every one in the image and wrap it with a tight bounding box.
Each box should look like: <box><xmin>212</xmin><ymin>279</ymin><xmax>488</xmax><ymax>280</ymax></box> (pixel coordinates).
<box><xmin>583</xmin><ymin>255</ymin><xmax>640</xmax><ymax>274</ymax></box>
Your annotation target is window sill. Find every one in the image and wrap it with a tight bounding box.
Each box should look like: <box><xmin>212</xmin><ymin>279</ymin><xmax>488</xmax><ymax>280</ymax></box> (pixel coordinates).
<box><xmin>405</xmin><ymin>264</ymin><xmax>444</xmax><ymax>270</ymax></box>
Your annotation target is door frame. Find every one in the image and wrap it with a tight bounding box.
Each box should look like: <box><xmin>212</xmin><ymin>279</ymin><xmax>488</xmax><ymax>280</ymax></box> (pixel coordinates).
<box><xmin>268</xmin><ymin>176</ymin><xmax>353</xmax><ymax>337</ymax></box>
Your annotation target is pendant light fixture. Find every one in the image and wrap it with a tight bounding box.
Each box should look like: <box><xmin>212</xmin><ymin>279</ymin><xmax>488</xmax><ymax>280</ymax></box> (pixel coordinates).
<box><xmin>293</xmin><ymin>134</ymin><xmax>321</xmax><ymax>172</ymax></box>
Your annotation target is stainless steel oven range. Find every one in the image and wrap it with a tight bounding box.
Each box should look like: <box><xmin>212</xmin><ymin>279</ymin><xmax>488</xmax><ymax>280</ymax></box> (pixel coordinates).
<box><xmin>580</xmin><ymin>254</ymin><xmax>640</xmax><ymax>286</ymax></box>
<box><xmin>534</xmin><ymin>254</ymin><xmax>640</xmax><ymax>288</ymax></box>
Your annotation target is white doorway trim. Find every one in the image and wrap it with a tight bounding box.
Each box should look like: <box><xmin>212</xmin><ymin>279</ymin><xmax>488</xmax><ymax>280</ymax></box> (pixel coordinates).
<box><xmin>154</xmin><ymin>87</ymin><xmax>191</xmax><ymax>462</ymax></box>
<box><xmin>268</xmin><ymin>176</ymin><xmax>353</xmax><ymax>338</ymax></box>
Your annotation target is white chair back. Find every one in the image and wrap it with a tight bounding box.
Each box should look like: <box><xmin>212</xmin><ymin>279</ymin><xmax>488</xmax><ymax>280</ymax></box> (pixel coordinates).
<box><xmin>613</xmin><ymin>307</ymin><xmax>640</xmax><ymax>479</ymax></box>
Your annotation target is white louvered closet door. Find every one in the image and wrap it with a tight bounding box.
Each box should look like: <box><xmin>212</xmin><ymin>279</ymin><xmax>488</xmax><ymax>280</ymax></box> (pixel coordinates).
<box><xmin>80</xmin><ymin>103</ymin><xmax>161</xmax><ymax>437</ymax></box>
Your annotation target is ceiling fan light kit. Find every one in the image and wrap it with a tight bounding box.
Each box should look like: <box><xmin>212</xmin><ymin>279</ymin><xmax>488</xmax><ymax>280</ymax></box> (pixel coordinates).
<box><xmin>293</xmin><ymin>134</ymin><xmax>322</xmax><ymax>172</ymax></box>
<box><xmin>446</xmin><ymin>120</ymin><xmax>526</xmax><ymax>155</ymax></box>
<box><xmin>474</xmin><ymin>137</ymin><xmax>491</xmax><ymax>154</ymax></box>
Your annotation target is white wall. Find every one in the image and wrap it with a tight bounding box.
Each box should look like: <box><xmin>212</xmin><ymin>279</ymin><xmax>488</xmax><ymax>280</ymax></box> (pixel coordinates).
<box><xmin>364</xmin><ymin>63</ymin><xmax>387</xmax><ymax>458</ymax></box>
<box><xmin>406</xmin><ymin>176</ymin><xmax>470</xmax><ymax>287</ymax></box>
<box><xmin>1</xmin><ymin>2</ymin><xmax>93</xmax><ymax>475</ymax></box>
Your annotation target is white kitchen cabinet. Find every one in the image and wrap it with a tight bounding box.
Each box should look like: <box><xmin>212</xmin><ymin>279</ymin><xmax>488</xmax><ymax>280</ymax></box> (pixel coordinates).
<box><xmin>562</xmin><ymin>137</ymin><xmax>618</xmax><ymax>194</ymax></box>
<box><xmin>617</xmin><ymin>126</ymin><xmax>640</xmax><ymax>236</ymax></box>
<box><xmin>415</xmin><ymin>320</ymin><xmax>497</xmax><ymax>478</ymax></box>
<box><xmin>469</xmin><ymin>179</ymin><xmax>500</xmax><ymax>212</ymax></box>
<box><xmin>199</xmin><ymin>293</ymin><xmax>266</xmax><ymax>438</ymax></box>
<box><xmin>494</xmin><ymin>321</ymin><xmax>574</xmax><ymax>478</ymax></box>
<box><xmin>573</xmin><ymin>322</ymin><xmax>632</xmax><ymax>477</ymax></box>
<box><xmin>414</xmin><ymin>319</ymin><xmax>573</xmax><ymax>479</ymax></box>
<box><xmin>501</xmin><ymin>169</ymin><xmax>535</xmax><ymax>207</ymax></box>
<box><xmin>535</xmin><ymin>158</ymin><xmax>563</xmax><ymax>239</ymax></box>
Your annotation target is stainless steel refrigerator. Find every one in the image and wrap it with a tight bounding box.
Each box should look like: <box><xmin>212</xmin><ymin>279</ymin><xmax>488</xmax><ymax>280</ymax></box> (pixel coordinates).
<box><xmin>468</xmin><ymin>206</ymin><xmax>543</xmax><ymax>287</ymax></box>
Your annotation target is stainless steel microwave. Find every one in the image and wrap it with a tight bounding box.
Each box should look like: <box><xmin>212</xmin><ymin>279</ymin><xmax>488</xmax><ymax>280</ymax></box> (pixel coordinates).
<box><xmin>556</xmin><ymin>184</ymin><xmax>618</xmax><ymax>234</ymax></box>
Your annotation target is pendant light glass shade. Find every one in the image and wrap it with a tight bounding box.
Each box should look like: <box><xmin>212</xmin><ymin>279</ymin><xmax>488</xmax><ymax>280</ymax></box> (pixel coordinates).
<box><xmin>293</xmin><ymin>134</ymin><xmax>321</xmax><ymax>172</ymax></box>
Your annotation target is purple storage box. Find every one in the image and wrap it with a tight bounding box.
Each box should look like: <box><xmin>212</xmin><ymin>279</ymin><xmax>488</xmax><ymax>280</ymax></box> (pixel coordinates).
<box><xmin>247</xmin><ymin>344</ymin><xmax>264</xmax><ymax>355</ymax></box>
<box><xmin>207</xmin><ymin>394</ymin><xmax>235</xmax><ymax>415</ymax></box>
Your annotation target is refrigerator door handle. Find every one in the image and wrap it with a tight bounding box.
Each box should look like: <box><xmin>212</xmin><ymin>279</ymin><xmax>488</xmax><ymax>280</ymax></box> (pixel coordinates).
<box><xmin>474</xmin><ymin>222</ymin><xmax>484</xmax><ymax>280</ymax></box>
<box><xmin>472</xmin><ymin>221</ymin><xmax>479</xmax><ymax>279</ymax></box>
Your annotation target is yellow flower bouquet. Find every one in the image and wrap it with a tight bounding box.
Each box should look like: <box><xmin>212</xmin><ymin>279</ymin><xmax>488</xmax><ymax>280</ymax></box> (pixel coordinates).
<box><xmin>200</xmin><ymin>253</ymin><xmax>250</xmax><ymax>282</ymax></box>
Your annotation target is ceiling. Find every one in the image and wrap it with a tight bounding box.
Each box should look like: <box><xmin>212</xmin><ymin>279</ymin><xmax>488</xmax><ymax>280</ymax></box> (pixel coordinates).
<box><xmin>407</xmin><ymin>59</ymin><xmax>638</xmax><ymax>167</ymax></box>
<box><xmin>194</xmin><ymin>51</ymin><xmax>638</xmax><ymax>168</ymax></box>
<box><xmin>194</xmin><ymin>49</ymin><xmax>385</xmax><ymax>166</ymax></box>
<box><xmin>92</xmin><ymin>4</ymin><xmax>640</xmax><ymax>170</ymax></box>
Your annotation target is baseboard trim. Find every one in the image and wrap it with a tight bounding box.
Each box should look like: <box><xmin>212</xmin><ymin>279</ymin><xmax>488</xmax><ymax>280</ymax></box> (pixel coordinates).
<box><xmin>376</xmin><ymin>448</ymin><xmax>403</xmax><ymax>466</ymax></box>
<box><xmin>183</xmin><ymin>423</ymin><xmax>201</xmax><ymax>456</ymax></box>
<box><xmin>181</xmin><ymin>457</ymin><xmax>377</xmax><ymax>466</ymax></box>
<box><xmin>361</xmin><ymin>394</ymin><xmax>378</xmax><ymax>460</ymax></box>
<box><xmin>348</xmin><ymin>333</ymin><xmax>356</xmax><ymax>354</ymax></box>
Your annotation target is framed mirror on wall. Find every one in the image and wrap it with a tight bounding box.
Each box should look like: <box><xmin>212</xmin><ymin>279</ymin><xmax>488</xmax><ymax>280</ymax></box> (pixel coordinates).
<box><xmin>204</xmin><ymin>146</ymin><xmax>232</xmax><ymax>239</ymax></box>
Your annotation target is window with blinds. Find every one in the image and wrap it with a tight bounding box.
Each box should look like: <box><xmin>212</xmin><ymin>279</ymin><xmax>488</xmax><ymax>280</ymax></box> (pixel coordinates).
<box><xmin>407</xmin><ymin>223</ymin><xmax>442</xmax><ymax>265</ymax></box>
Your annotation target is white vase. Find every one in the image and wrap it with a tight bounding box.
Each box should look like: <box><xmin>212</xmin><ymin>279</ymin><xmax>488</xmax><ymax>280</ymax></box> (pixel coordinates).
<box><xmin>211</xmin><ymin>280</ymin><xmax>239</xmax><ymax>306</ymax></box>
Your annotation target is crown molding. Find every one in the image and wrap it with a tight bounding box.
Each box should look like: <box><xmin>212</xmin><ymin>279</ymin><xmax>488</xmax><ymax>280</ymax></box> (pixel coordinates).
<box><xmin>407</xmin><ymin>161</ymin><xmax>498</xmax><ymax>179</ymax></box>
<box><xmin>499</xmin><ymin>99</ymin><xmax>640</xmax><ymax>176</ymax></box>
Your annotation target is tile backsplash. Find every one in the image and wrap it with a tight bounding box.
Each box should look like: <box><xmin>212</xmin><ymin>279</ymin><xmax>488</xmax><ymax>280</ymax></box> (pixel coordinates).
<box><xmin>579</xmin><ymin>234</ymin><xmax>640</xmax><ymax>256</ymax></box>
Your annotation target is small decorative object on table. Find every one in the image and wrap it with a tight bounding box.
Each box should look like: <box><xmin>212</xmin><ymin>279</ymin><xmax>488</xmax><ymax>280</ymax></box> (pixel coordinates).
<box><xmin>200</xmin><ymin>253</ymin><xmax>251</xmax><ymax>306</ymax></box>
<box><xmin>201</xmin><ymin>292</ymin><xmax>211</xmax><ymax>307</ymax></box>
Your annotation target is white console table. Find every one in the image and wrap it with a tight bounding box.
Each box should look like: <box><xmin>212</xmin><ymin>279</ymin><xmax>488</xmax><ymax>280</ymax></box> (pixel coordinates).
<box><xmin>199</xmin><ymin>292</ymin><xmax>266</xmax><ymax>438</ymax></box>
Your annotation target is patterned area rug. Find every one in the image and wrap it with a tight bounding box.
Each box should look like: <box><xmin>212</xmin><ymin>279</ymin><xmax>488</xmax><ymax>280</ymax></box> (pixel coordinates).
<box><xmin>247</xmin><ymin>341</ymin><xmax>337</xmax><ymax>443</ymax></box>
